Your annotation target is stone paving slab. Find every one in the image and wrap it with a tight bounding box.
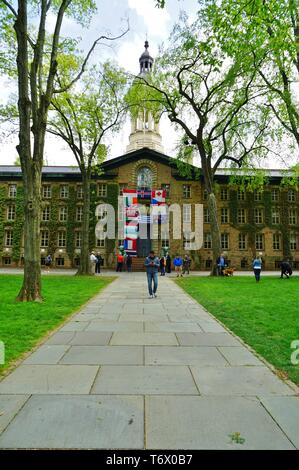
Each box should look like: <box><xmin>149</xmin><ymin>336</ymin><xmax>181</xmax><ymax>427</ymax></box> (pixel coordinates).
<box><xmin>23</xmin><ymin>345</ymin><xmax>70</xmax><ymax>365</ymax></box>
<box><xmin>85</xmin><ymin>321</ymin><xmax>143</xmax><ymax>332</ymax></box>
<box><xmin>69</xmin><ymin>331</ymin><xmax>112</xmax><ymax>346</ymax></box>
<box><xmin>73</xmin><ymin>313</ymin><xmax>120</xmax><ymax>321</ymax></box>
<box><xmin>91</xmin><ymin>365</ymin><xmax>198</xmax><ymax>395</ymax></box>
<box><xmin>145</xmin><ymin>346</ymin><xmax>228</xmax><ymax>366</ymax></box>
<box><xmin>60</xmin><ymin>346</ymin><xmax>143</xmax><ymax>365</ymax></box>
<box><xmin>145</xmin><ymin>396</ymin><xmax>295</xmax><ymax>449</ymax></box>
<box><xmin>0</xmin><ymin>395</ymin><xmax>144</xmax><ymax>449</ymax></box>
<box><xmin>45</xmin><ymin>332</ymin><xmax>74</xmax><ymax>345</ymax></box>
<box><xmin>118</xmin><ymin>313</ymin><xmax>169</xmax><ymax>322</ymax></box>
<box><xmin>0</xmin><ymin>395</ymin><xmax>29</xmax><ymax>434</ymax></box>
<box><xmin>60</xmin><ymin>322</ymin><xmax>89</xmax><ymax>332</ymax></box>
<box><xmin>218</xmin><ymin>346</ymin><xmax>263</xmax><ymax>366</ymax></box>
<box><xmin>197</xmin><ymin>321</ymin><xmax>227</xmax><ymax>333</ymax></box>
<box><xmin>110</xmin><ymin>332</ymin><xmax>178</xmax><ymax>346</ymax></box>
<box><xmin>0</xmin><ymin>365</ymin><xmax>99</xmax><ymax>395</ymax></box>
<box><xmin>177</xmin><ymin>332</ymin><xmax>241</xmax><ymax>347</ymax></box>
<box><xmin>144</xmin><ymin>322</ymin><xmax>203</xmax><ymax>333</ymax></box>
<box><xmin>191</xmin><ymin>366</ymin><xmax>294</xmax><ymax>396</ymax></box>
<box><xmin>260</xmin><ymin>396</ymin><xmax>299</xmax><ymax>448</ymax></box>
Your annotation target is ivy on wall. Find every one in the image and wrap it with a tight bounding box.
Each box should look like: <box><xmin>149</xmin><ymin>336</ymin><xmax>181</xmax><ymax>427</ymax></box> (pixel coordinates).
<box><xmin>0</xmin><ymin>186</ymin><xmax>6</xmax><ymax>257</ymax></box>
<box><xmin>12</xmin><ymin>186</ymin><xmax>24</xmax><ymax>262</ymax></box>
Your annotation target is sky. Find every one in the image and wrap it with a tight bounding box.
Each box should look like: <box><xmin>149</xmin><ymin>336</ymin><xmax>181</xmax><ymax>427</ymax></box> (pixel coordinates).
<box><xmin>0</xmin><ymin>0</ymin><xmax>198</xmax><ymax>166</ymax></box>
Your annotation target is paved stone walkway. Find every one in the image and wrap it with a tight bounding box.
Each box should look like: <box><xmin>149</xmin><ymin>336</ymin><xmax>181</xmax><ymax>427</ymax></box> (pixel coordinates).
<box><xmin>0</xmin><ymin>273</ymin><xmax>298</xmax><ymax>449</ymax></box>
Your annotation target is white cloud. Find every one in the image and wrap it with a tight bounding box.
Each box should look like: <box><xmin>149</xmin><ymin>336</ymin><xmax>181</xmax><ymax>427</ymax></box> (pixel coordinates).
<box><xmin>128</xmin><ymin>0</ymin><xmax>171</xmax><ymax>39</ymax></box>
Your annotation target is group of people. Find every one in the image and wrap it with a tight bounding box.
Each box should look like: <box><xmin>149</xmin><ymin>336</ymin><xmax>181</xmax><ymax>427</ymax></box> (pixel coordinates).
<box><xmin>116</xmin><ymin>253</ymin><xmax>132</xmax><ymax>272</ymax></box>
<box><xmin>89</xmin><ymin>252</ymin><xmax>103</xmax><ymax>274</ymax></box>
<box><xmin>145</xmin><ymin>251</ymin><xmax>192</xmax><ymax>298</ymax></box>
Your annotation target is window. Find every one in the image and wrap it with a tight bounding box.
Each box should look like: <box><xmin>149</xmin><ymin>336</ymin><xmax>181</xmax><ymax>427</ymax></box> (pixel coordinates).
<box><xmin>271</xmin><ymin>189</ymin><xmax>279</xmax><ymax>202</ymax></box>
<box><xmin>203</xmin><ymin>189</ymin><xmax>208</xmax><ymax>201</ymax></box>
<box><xmin>42</xmin><ymin>206</ymin><xmax>50</xmax><ymax>221</ymax></box>
<box><xmin>75</xmin><ymin>231</ymin><xmax>82</xmax><ymax>248</ymax></box>
<box><xmin>42</xmin><ymin>185</ymin><xmax>52</xmax><ymax>198</ymax></box>
<box><xmin>237</xmin><ymin>189</ymin><xmax>245</xmax><ymax>201</ymax></box>
<box><xmin>161</xmin><ymin>184</ymin><xmax>170</xmax><ymax>198</ymax></box>
<box><xmin>119</xmin><ymin>183</ymin><xmax>128</xmax><ymax>195</ymax></box>
<box><xmin>161</xmin><ymin>237</ymin><xmax>169</xmax><ymax>249</ymax></box>
<box><xmin>77</xmin><ymin>185</ymin><xmax>83</xmax><ymax>199</ymax></box>
<box><xmin>255</xmin><ymin>208</ymin><xmax>263</xmax><ymax>224</ymax></box>
<box><xmin>255</xmin><ymin>233</ymin><xmax>263</xmax><ymax>250</ymax></box>
<box><xmin>273</xmin><ymin>233</ymin><xmax>281</xmax><ymax>250</ymax></box>
<box><xmin>40</xmin><ymin>230</ymin><xmax>49</xmax><ymax>247</ymax></box>
<box><xmin>241</xmin><ymin>259</ymin><xmax>248</xmax><ymax>269</ymax></box>
<box><xmin>56</xmin><ymin>257</ymin><xmax>65</xmax><ymax>266</ymax></box>
<box><xmin>96</xmin><ymin>204</ymin><xmax>107</xmax><ymax>220</ymax></box>
<box><xmin>5</xmin><ymin>230</ymin><xmax>13</xmax><ymax>246</ymax></box>
<box><xmin>238</xmin><ymin>208</ymin><xmax>246</xmax><ymax>224</ymax></box>
<box><xmin>41</xmin><ymin>257</ymin><xmax>46</xmax><ymax>266</ymax></box>
<box><xmin>74</xmin><ymin>257</ymin><xmax>80</xmax><ymax>267</ymax></box>
<box><xmin>59</xmin><ymin>206</ymin><xmax>67</xmax><ymax>222</ymax></box>
<box><xmin>58</xmin><ymin>231</ymin><xmax>66</xmax><ymax>247</ymax></box>
<box><xmin>254</xmin><ymin>190</ymin><xmax>262</xmax><ymax>202</ymax></box>
<box><xmin>290</xmin><ymin>234</ymin><xmax>297</xmax><ymax>250</ymax></box>
<box><xmin>183</xmin><ymin>185</ymin><xmax>191</xmax><ymax>198</ymax></box>
<box><xmin>289</xmin><ymin>209</ymin><xmax>297</xmax><ymax>225</ymax></box>
<box><xmin>3</xmin><ymin>257</ymin><xmax>11</xmax><ymax>265</ymax></box>
<box><xmin>183</xmin><ymin>204</ymin><xmax>192</xmax><ymax>223</ymax></box>
<box><xmin>7</xmin><ymin>205</ymin><xmax>16</xmax><ymax>221</ymax></box>
<box><xmin>8</xmin><ymin>184</ymin><xmax>17</xmax><ymax>198</ymax></box>
<box><xmin>98</xmin><ymin>183</ymin><xmax>107</xmax><ymax>197</ymax></box>
<box><xmin>220</xmin><ymin>188</ymin><xmax>228</xmax><ymax>201</ymax></box>
<box><xmin>221</xmin><ymin>233</ymin><xmax>229</xmax><ymax>250</ymax></box>
<box><xmin>137</xmin><ymin>167</ymin><xmax>152</xmax><ymax>190</ymax></box>
<box><xmin>205</xmin><ymin>259</ymin><xmax>212</xmax><ymax>268</ymax></box>
<box><xmin>221</xmin><ymin>207</ymin><xmax>229</xmax><ymax>224</ymax></box>
<box><xmin>76</xmin><ymin>206</ymin><xmax>83</xmax><ymax>222</ymax></box>
<box><xmin>239</xmin><ymin>233</ymin><xmax>247</xmax><ymax>250</ymax></box>
<box><xmin>204</xmin><ymin>233</ymin><xmax>212</xmax><ymax>249</ymax></box>
<box><xmin>96</xmin><ymin>233</ymin><xmax>106</xmax><ymax>248</ymax></box>
<box><xmin>184</xmin><ymin>234</ymin><xmax>192</xmax><ymax>250</ymax></box>
<box><xmin>204</xmin><ymin>208</ymin><xmax>210</xmax><ymax>223</ymax></box>
<box><xmin>288</xmin><ymin>189</ymin><xmax>296</xmax><ymax>202</ymax></box>
<box><xmin>272</xmin><ymin>208</ymin><xmax>280</xmax><ymax>225</ymax></box>
<box><xmin>60</xmin><ymin>185</ymin><xmax>69</xmax><ymax>198</ymax></box>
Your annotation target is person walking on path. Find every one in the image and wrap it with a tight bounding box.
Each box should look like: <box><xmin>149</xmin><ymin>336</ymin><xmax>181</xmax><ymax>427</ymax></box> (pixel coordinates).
<box><xmin>126</xmin><ymin>254</ymin><xmax>132</xmax><ymax>273</ymax></box>
<box><xmin>45</xmin><ymin>254</ymin><xmax>52</xmax><ymax>273</ymax></box>
<box><xmin>252</xmin><ymin>255</ymin><xmax>262</xmax><ymax>282</ymax></box>
<box><xmin>174</xmin><ymin>254</ymin><xmax>183</xmax><ymax>277</ymax></box>
<box><xmin>145</xmin><ymin>250</ymin><xmax>160</xmax><ymax>298</ymax></box>
<box><xmin>159</xmin><ymin>256</ymin><xmax>166</xmax><ymax>276</ymax></box>
<box><xmin>217</xmin><ymin>253</ymin><xmax>226</xmax><ymax>276</ymax></box>
<box><xmin>116</xmin><ymin>253</ymin><xmax>124</xmax><ymax>272</ymax></box>
<box><xmin>182</xmin><ymin>254</ymin><xmax>191</xmax><ymax>275</ymax></box>
<box><xmin>95</xmin><ymin>253</ymin><xmax>102</xmax><ymax>274</ymax></box>
<box><xmin>90</xmin><ymin>252</ymin><xmax>97</xmax><ymax>275</ymax></box>
<box><xmin>280</xmin><ymin>260</ymin><xmax>293</xmax><ymax>279</ymax></box>
<box><xmin>165</xmin><ymin>253</ymin><xmax>171</xmax><ymax>274</ymax></box>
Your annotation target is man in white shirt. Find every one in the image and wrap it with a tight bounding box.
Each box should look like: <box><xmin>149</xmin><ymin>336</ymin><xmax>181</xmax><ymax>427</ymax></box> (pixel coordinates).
<box><xmin>90</xmin><ymin>252</ymin><xmax>97</xmax><ymax>274</ymax></box>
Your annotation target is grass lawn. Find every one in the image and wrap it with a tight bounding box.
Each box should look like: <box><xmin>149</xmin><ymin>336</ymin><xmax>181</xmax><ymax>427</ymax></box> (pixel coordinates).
<box><xmin>177</xmin><ymin>276</ymin><xmax>299</xmax><ymax>387</ymax></box>
<box><xmin>0</xmin><ymin>275</ymin><xmax>114</xmax><ymax>375</ymax></box>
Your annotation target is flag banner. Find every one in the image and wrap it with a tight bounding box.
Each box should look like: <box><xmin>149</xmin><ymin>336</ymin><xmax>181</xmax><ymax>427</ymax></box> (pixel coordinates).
<box><xmin>151</xmin><ymin>189</ymin><xmax>166</xmax><ymax>205</ymax></box>
<box><xmin>137</xmin><ymin>189</ymin><xmax>152</xmax><ymax>199</ymax></box>
<box><xmin>123</xmin><ymin>190</ymin><xmax>139</xmax><ymax>255</ymax></box>
<box><xmin>124</xmin><ymin>239</ymin><xmax>137</xmax><ymax>251</ymax></box>
<box><xmin>138</xmin><ymin>215</ymin><xmax>152</xmax><ymax>224</ymax></box>
<box><xmin>126</xmin><ymin>208</ymin><xmax>140</xmax><ymax>219</ymax></box>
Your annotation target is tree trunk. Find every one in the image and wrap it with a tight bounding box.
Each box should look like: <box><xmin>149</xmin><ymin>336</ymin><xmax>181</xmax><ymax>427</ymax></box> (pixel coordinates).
<box><xmin>16</xmin><ymin>165</ymin><xmax>42</xmax><ymax>301</ymax></box>
<box><xmin>77</xmin><ymin>172</ymin><xmax>92</xmax><ymax>275</ymax></box>
<box><xmin>207</xmin><ymin>191</ymin><xmax>221</xmax><ymax>276</ymax></box>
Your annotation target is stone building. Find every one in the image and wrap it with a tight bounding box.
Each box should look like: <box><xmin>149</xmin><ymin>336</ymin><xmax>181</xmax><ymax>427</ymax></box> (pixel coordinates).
<box><xmin>0</xmin><ymin>42</ymin><xmax>298</xmax><ymax>270</ymax></box>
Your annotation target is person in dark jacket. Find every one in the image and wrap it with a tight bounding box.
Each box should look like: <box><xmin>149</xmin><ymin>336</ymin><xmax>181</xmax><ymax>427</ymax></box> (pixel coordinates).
<box><xmin>280</xmin><ymin>260</ymin><xmax>293</xmax><ymax>279</ymax></box>
<box><xmin>95</xmin><ymin>253</ymin><xmax>102</xmax><ymax>274</ymax></box>
<box><xmin>159</xmin><ymin>256</ymin><xmax>166</xmax><ymax>276</ymax></box>
<box><xmin>165</xmin><ymin>253</ymin><xmax>171</xmax><ymax>273</ymax></box>
<box><xmin>144</xmin><ymin>250</ymin><xmax>160</xmax><ymax>298</ymax></box>
<box><xmin>126</xmin><ymin>254</ymin><xmax>132</xmax><ymax>273</ymax></box>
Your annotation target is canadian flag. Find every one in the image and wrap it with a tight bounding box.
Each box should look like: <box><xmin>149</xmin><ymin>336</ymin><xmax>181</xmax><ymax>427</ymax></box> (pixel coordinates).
<box><xmin>151</xmin><ymin>190</ymin><xmax>166</xmax><ymax>205</ymax></box>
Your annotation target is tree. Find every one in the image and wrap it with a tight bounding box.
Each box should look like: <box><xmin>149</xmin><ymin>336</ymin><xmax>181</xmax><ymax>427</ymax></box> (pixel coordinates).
<box><xmin>207</xmin><ymin>0</ymin><xmax>299</xmax><ymax>152</ymax></box>
<box><xmin>0</xmin><ymin>0</ymin><xmax>126</xmax><ymax>300</ymax></box>
<box><xmin>48</xmin><ymin>62</ymin><xmax>128</xmax><ymax>275</ymax></box>
<box><xmin>127</xmin><ymin>15</ymin><xmax>271</xmax><ymax>274</ymax></box>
